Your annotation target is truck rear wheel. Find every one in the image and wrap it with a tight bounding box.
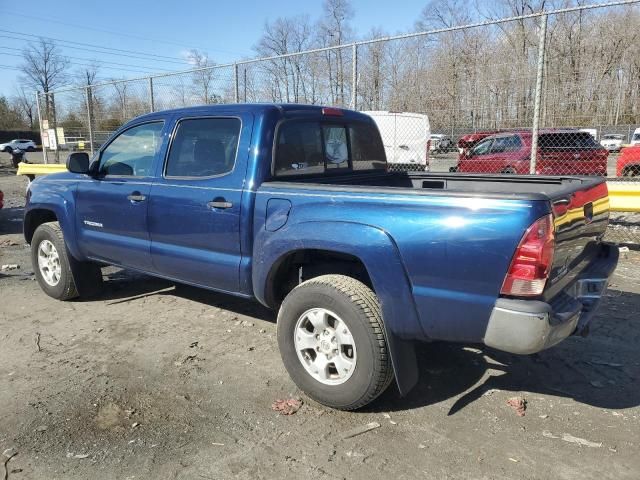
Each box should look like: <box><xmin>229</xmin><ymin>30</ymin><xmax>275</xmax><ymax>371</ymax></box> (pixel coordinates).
<box><xmin>277</xmin><ymin>274</ymin><xmax>393</xmax><ymax>410</ymax></box>
<box><xmin>31</xmin><ymin>222</ymin><xmax>102</xmax><ymax>301</ymax></box>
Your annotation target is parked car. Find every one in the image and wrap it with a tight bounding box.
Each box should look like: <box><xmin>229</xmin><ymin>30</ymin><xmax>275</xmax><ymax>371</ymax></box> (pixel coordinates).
<box><xmin>457</xmin><ymin>130</ymin><xmax>499</xmax><ymax>155</ymax></box>
<box><xmin>600</xmin><ymin>134</ymin><xmax>625</xmax><ymax>152</ymax></box>
<box><xmin>363</xmin><ymin>111</ymin><xmax>430</xmax><ymax>171</ymax></box>
<box><xmin>0</xmin><ymin>139</ymin><xmax>36</xmax><ymax>153</ymax></box>
<box><xmin>616</xmin><ymin>144</ymin><xmax>640</xmax><ymax>177</ymax></box>
<box><xmin>430</xmin><ymin>134</ymin><xmax>454</xmax><ymax>153</ymax></box>
<box><xmin>0</xmin><ymin>189</ymin><xmax>3</xmax><ymax>209</ymax></box>
<box><xmin>456</xmin><ymin>129</ymin><xmax>609</xmax><ymax>176</ymax></box>
<box><xmin>24</xmin><ymin>104</ymin><xmax>618</xmax><ymax>410</ymax></box>
<box><xmin>631</xmin><ymin>127</ymin><xmax>640</xmax><ymax>146</ymax></box>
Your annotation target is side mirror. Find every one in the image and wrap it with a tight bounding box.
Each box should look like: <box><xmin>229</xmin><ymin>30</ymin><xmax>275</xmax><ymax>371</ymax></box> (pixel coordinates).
<box><xmin>66</xmin><ymin>152</ymin><xmax>90</xmax><ymax>174</ymax></box>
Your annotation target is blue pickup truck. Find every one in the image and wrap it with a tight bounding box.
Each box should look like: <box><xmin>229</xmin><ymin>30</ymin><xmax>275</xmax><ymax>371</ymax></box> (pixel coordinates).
<box><xmin>24</xmin><ymin>104</ymin><xmax>618</xmax><ymax>410</ymax></box>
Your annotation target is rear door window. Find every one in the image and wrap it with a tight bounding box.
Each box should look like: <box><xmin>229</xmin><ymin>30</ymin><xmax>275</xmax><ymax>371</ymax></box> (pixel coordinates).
<box><xmin>539</xmin><ymin>132</ymin><xmax>600</xmax><ymax>150</ymax></box>
<box><xmin>274</xmin><ymin>121</ymin><xmax>385</xmax><ymax>177</ymax></box>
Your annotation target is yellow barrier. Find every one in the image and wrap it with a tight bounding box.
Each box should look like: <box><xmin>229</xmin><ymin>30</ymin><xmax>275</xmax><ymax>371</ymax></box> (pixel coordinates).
<box><xmin>608</xmin><ymin>182</ymin><xmax>640</xmax><ymax>213</ymax></box>
<box><xmin>16</xmin><ymin>162</ymin><xmax>67</xmax><ymax>180</ymax></box>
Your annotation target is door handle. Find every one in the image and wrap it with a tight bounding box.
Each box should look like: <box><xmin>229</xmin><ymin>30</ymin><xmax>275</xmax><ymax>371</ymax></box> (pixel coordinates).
<box><xmin>127</xmin><ymin>192</ymin><xmax>147</xmax><ymax>202</ymax></box>
<box><xmin>207</xmin><ymin>198</ymin><xmax>233</xmax><ymax>209</ymax></box>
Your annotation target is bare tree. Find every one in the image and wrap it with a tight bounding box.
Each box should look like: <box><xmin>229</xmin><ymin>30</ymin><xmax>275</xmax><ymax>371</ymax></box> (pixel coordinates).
<box><xmin>0</xmin><ymin>96</ymin><xmax>25</xmax><ymax>130</ymax></box>
<box><xmin>254</xmin><ymin>15</ymin><xmax>315</xmax><ymax>102</ymax></box>
<box><xmin>76</xmin><ymin>62</ymin><xmax>101</xmax><ymax>141</ymax></box>
<box><xmin>317</xmin><ymin>0</ymin><xmax>354</xmax><ymax>105</ymax></box>
<box><xmin>20</xmin><ymin>38</ymin><xmax>70</xmax><ymax>122</ymax></box>
<box><xmin>188</xmin><ymin>50</ymin><xmax>217</xmax><ymax>104</ymax></box>
<box><xmin>12</xmin><ymin>86</ymin><xmax>37</xmax><ymax>130</ymax></box>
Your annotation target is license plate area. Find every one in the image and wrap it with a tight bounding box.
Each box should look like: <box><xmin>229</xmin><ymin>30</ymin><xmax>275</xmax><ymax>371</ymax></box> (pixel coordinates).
<box><xmin>572</xmin><ymin>278</ymin><xmax>608</xmax><ymax>299</ymax></box>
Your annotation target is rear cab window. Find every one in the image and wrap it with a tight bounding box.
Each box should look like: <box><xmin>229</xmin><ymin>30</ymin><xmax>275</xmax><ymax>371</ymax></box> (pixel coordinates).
<box><xmin>273</xmin><ymin>120</ymin><xmax>386</xmax><ymax>178</ymax></box>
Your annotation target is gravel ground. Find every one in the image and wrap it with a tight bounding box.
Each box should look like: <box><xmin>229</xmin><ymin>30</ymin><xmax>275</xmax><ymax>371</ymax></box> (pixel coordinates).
<box><xmin>1</xmin><ymin>154</ymin><xmax>639</xmax><ymax>480</ymax></box>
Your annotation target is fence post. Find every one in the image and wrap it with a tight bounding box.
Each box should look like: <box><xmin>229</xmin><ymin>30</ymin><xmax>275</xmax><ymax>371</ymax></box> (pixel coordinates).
<box><xmin>85</xmin><ymin>86</ymin><xmax>95</xmax><ymax>156</ymax></box>
<box><xmin>351</xmin><ymin>43</ymin><xmax>358</xmax><ymax>110</ymax></box>
<box><xmin>148</xmin><ymin>77</ymin><xmax>155</xmax><ymax>112</ymax></box>
<box><xmin>243</xmin><ymin>67</ymin><xmax>247</xmax><ymax>102</ymax></box>
<box><xmin>234</xmin><ymin>63</ymin><xmax>240</xmax><ymax>103</ymax></box>
<box><xmin>35</xmin><ymin>91</ymin><xmax>48</xmax><ymax>164</ymax></box>
<box><xmin>530</xmin><ymin>13</ymin><xmax>548</xmax><ymax>174</ymax></box>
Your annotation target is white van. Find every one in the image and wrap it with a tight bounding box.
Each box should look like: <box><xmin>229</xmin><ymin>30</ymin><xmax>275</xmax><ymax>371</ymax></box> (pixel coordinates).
<box><xmin>632</xmin><ymin>127</ymin><xmax>640</xmax><ymax>146</ymax></box>
<box><xmin>579</xmin><ymin>128</ymin><xmax>598</xmax><ymax>141</ymax></box>
<box><xmin>362</xmin><ymin>111</ymin><xmax>430</xmax><ymax>171</ymax></box>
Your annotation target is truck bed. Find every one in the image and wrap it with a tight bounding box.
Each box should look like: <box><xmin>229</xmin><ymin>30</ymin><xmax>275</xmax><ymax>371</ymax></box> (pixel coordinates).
<box><xmin>258</xmin><ymin>169</ymin><xmax>611</xmax><ymax>342</ymax></box>
<box><xmin>266</xmin><ymin>171</ymin><xmax>605</xmax><ymax>201</ymax></box>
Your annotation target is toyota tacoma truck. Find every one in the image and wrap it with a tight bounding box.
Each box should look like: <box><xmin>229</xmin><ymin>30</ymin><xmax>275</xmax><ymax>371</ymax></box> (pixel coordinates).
<box><xmin>24</xmin><ymin>104</ymin><xmax>618</xmax><ymax>410</ymax></box>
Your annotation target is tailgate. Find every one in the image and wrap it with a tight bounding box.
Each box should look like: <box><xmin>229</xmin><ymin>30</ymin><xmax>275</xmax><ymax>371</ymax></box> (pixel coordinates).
<box><xmin>543</xmin><ymin>179</ymin><xmax>610</xmax><ymax>301</ymax></box>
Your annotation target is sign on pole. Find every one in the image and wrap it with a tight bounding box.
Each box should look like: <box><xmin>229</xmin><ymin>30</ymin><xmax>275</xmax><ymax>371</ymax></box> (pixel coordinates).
<box><xmin>47</xmin><ymin>128</ymin><xmax>58</xmax><ymax>150</ymax></box>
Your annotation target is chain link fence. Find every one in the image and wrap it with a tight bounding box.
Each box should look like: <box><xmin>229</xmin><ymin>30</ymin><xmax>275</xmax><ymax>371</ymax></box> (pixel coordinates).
<box><xmin>34</xmin><ymin>0</ymin><xmax>640</xmax><ymax>244</ymax></box>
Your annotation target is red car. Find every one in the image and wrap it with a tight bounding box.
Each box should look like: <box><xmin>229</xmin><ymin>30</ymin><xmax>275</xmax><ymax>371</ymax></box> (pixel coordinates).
<box><xmin>457</xmin><ymin>129</ymin><xmax>608</xmax><ymax>176</ymax></box>
<box><xmin>616</xmin><ymin>145</ymin><xmax>640</xmax><ymax>177</ymax></box>
<box><xmin>0</xmin><ymin>190</ymin><xmax>3</xmax><ymax>209</ymax></box>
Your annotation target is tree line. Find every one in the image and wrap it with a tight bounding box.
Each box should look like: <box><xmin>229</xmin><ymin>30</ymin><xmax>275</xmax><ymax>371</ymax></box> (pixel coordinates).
<box><xmin>6</xmin><ymin>0</ymin><xmax>639</xmax><ymax>137</ymax></box>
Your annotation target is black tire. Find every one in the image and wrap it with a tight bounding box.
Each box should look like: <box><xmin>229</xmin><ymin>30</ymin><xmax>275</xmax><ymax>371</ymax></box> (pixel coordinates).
<box><xmin>501</xmin><ymin>167</ymin><xmax>516</xmax><ymax>174</ymax></box>
<box><xmin>5</xmin><ymin>146</ymin><xmax>12</xmax><ymax>154</ymax></box>
<box><xmin>31</xmin><ymin>222</ymin><xmax>79</xmax><ymax>300</ymax></box>
<box><xmin>277</xmin><ymin>274</ymin><xmax>393</xmax><ymax>410</ymax></box>
<box><xmin>27</xmin><ymin>146</ymin><xmax>35</xmax><ymax>152</ymax></box>
<box><xmin>31</xmin><ymin>222</ymin><xmax>103</xmax><ymax>299</ymax></box>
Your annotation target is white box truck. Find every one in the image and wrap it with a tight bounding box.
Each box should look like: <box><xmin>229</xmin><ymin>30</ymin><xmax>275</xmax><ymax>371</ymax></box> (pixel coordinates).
<box><xmin>362</xmin><ymin>111</ymin><xmax>431</xmax><ymax>171</ymax></box>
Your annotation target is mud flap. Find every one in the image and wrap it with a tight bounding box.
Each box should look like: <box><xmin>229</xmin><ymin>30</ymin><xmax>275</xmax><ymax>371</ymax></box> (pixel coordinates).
<box><xmin>67</xmin><ymin>247</ymin><xmax>103</xmax><ymax>298</ymax></box>
<box><xmin>386</xmin><ymin>333</ymin><xmax>419</xmax><ymax>396</ymax></box>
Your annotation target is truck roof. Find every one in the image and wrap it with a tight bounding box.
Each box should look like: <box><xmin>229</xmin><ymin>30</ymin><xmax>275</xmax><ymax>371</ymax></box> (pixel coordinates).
<box><xmin>131</xmin><ymin>103</ymin><xmax>373</xmax><ymax>124</ymax></box>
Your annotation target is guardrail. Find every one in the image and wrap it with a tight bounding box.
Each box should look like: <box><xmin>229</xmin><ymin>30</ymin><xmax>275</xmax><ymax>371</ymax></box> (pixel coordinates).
<box><xmin>16</xmin><ymin>162</ymin><xmax>67</xmax><ymax>181</ymax></box>
<box><xmin>608</xmin><ymin>183</ymin><xmax>640</xmax><ymax>213</ymax></box>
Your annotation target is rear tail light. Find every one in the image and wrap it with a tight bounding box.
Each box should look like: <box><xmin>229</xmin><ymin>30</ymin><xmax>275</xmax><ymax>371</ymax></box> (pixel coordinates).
<box><xmin>500</xmin><ymin>214</ymin><xmax>555</xmax><ymax>297</ymax></box>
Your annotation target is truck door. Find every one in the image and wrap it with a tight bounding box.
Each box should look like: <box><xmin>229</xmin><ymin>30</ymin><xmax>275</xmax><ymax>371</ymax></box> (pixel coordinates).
<box><xmin>75</xmin><ymin>121</ymin><xmax>166</xmax><ymax>271</ymax></box>
<box><xmin>147</xmin><ymin>114</ymin><xmax>252</xmax><ymax>293</ymax></box>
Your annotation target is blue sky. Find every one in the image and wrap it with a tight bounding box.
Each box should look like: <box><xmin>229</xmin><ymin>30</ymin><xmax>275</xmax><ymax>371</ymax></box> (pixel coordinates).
<box><xmin>0</xmin><ymin>0</ymin><xmax>431</xmax><ymax>97</ymax></box>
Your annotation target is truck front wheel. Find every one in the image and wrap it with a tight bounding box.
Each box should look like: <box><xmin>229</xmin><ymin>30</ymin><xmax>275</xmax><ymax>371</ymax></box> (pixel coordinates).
<box><xmin>31</xmin><ymin>222</ymin><xmax>102</xmax><ymax>301</ymax></box>
<box><xmin>277</xmin><ymin>274</ymin><xmax>394</xmax><ymax>410</ymax></box>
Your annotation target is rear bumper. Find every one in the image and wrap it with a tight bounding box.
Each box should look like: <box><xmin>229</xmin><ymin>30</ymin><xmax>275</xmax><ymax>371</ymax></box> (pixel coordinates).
<box><xmin>483</xmin><ymin>243</ymin><xmax>619</xmax><ymax>355</ymax></box>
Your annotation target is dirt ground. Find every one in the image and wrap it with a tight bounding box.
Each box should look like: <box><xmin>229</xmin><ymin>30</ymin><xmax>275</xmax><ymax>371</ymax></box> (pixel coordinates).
<box><xmin>1</xmin><ymin>153</ymin><xmax>639</xmax><ymax>480</ymax></box>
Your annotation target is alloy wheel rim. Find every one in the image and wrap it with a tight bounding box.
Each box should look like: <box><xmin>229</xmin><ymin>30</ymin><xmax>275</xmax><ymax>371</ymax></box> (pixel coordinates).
<box><xmin>37</xmin><ymin>239</ymin><xmax>61</xmax><ymax>286</ymax></box>
<box><xmin>293</xmin><ymin>308</ymin><xmax>357</xmax><ymax>385</ymax></box>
